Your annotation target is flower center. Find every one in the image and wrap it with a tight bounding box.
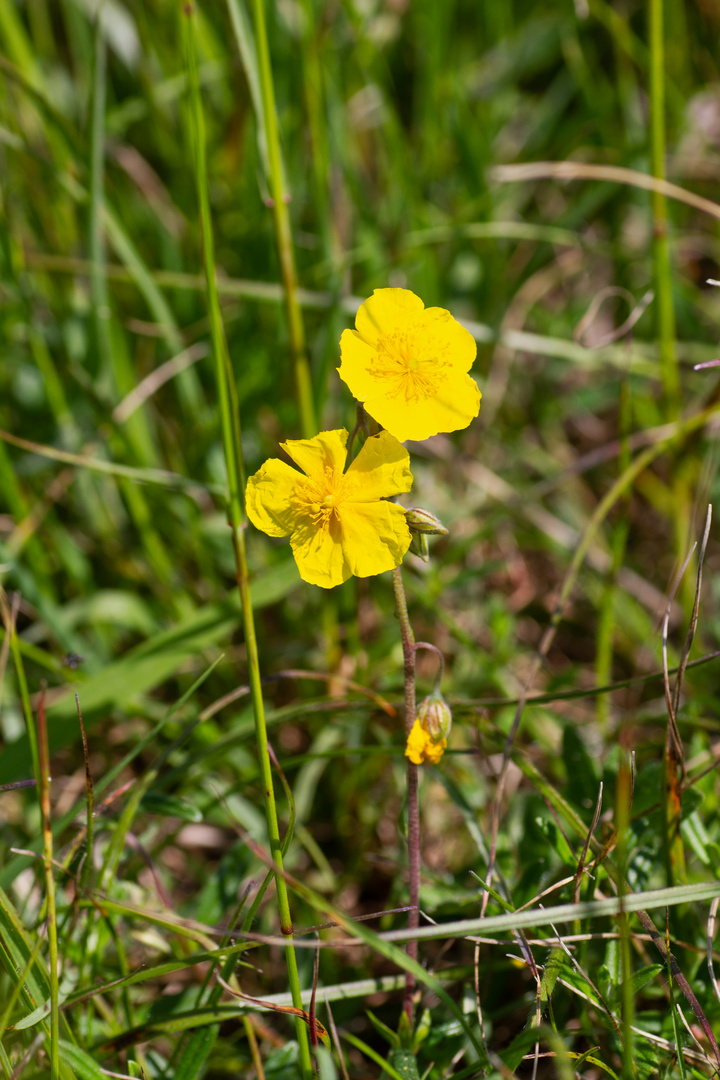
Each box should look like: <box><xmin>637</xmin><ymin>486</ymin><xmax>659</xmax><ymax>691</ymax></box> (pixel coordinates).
<box><xmin>294</xmin><ymin>466</ymin><xmax>352</xmax><ymax>528</ymax></box>
<box><xmin>365</xmin><ymin>322</ymin><xmax>451</xmax><ymax>403</ymax></box>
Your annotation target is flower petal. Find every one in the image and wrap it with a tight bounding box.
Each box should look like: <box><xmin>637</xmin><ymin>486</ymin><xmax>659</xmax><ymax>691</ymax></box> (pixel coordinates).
<box><xmin>365</xmin><ymin>370</ymin><xmax>481</xmax><ymax>442</ymax></box>
<box><xmin>424</xmin><ymin>737</ymin><xmax>447</xmax><ymax>765</ymax></box>
<box><xmin>290</xmin><ymin>517</ymin><xmax>351</xmax><ymax>589</ymax></box>
<box><xmin>405</xmin><ymin>720</ymin><xmax>428</xmax><ymax>765</ymax></box>
<box><xmin>246</xmin><ymin>458</ymin><xmax>308</xmax><ymax>537</ymax></box>
<box><xmin>339</xmin><ymin>500</ymin><xmax>411</xmax><ymax>577</ymax></box>
<box><xmin>281</xmin><ymin>429</ymin><xmax>348</xmax><ymax>479</ymax></box>
<box><xmin>422</xmin><ymin>308</ymin><xmax>477</xmax><ymax>372</ymax></box>
<box><xmin>404</xmin><ymin>720</ymin><xmax>447</xmax><ymax>765</ymax></box>
<box><xmin>337</xmin><ymin>330</ymin><xmax>379</xmax><ymax>402</ymax></box>
<box><xmin>355</xmin><ymin>288</ymin><xmax>425</xmax><ymax>346</ymax></box>
<box><xmin>346</xmin><ymin>431</ymin><xmax>413</xmax><ymax>501</ymax></box>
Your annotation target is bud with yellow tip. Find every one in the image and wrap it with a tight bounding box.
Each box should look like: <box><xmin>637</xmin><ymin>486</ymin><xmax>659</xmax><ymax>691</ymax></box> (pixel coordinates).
<box><xmin>404</xmin><ymin>690</ymin><xmax>452</xmax><ymax>765</ymax></box>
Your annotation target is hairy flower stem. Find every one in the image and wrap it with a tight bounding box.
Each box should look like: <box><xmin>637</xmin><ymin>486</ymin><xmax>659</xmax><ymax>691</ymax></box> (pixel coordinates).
<box><xmin>391</xmin><ymin>566</ymin><xmax>419</xmax><ymax>1023</ymax></box>
<box><xmin>183</xmin><ymin>11</ymin><xmax>313</xmax><ymax>1077</ymax></box>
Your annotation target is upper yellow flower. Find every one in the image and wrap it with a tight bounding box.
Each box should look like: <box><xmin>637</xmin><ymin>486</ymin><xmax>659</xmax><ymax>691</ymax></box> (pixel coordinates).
<box><xmin>245</xmin><ymin>429</ymin><xmax>413</xmax><ymax>589</ymax></box>
<box><xmin>338</xmin><ymin>288</ymin><xmax>481</xmax><ymax>442</ymax></box>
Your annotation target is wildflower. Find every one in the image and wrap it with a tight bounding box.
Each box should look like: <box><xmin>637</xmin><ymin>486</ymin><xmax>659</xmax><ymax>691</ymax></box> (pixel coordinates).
<box><xmin>405</xmin><ymin>691</ymin><xmax>452</xmax><ymax>765</ymax></box>
<box><xmin>405</xmin><ymin>721</ymin><xmax>447</xmax><ymax>765</ymax></box>
<box><xmin>245</xmin><ymin>428</ymin><xmax>413</xmax><ymax>589</ymax></box>
<box><xmin>338</xmin><ymin>288</ymin><xmax>481</xmax><ymax>442</ymax></box>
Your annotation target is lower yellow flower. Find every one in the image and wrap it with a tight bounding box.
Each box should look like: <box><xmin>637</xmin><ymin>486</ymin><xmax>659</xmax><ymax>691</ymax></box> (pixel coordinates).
<box><xmin>245</xmin><ymin>428</ymin><xmax>413</xmax><ymax>589</ymax></box>
<box><xmin>338</xmin><ymin>288</ymin><xmax>481</xmax><ymax>442</ymax></box>
<box><xmin>405</xmin><ymin>719</ymin><xmax>447</xmax><ymax>765</ymax></box>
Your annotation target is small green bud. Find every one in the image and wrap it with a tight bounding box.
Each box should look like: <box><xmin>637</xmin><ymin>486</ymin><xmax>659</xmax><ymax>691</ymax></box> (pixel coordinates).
<box><xmin>409</xmin><ymin>531</ymin><xmax>429</xmax><ymax>562</ymax></box>
<box><xmin>405</xmin><ymin>507</ymin><xmax>448</xmax><ymax>536</ymax></box>
<box><xmin>417</xmin><ymin>691</ymin><xmax>452</xmax><ymax>742</ymax></box>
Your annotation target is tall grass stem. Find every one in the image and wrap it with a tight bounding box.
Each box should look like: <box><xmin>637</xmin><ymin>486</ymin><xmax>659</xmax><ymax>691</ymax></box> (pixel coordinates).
<box><xmin>37</xmin><ymin>691</ymin><xmax>60</xmax><ymax>1080</ymax></box>
<box><xmin>251</xmin><ymin>0</ymin><xmax>317</xmax><ymax>439</ymax></box>
<box><xmin>89</xmin><ymin>18</ymin><xmax>111</xmax><ymax>381</ymax></box>
<box><xmin>648</xmin><ymin>0</ymin><xmax>679</xmax><ymax>412</ymax></box>
<box><xmin>615</xmin><ymin>746</ymin><xmax>634</xmax><ymax>1078</ymax></box>
<box><xmin>183</xmin><ymin>9</ymin><xmax>313</xmax><ymax>1075</ymax></box>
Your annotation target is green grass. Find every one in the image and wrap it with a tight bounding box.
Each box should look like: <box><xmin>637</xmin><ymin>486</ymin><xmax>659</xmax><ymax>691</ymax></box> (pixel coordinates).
<box><xmin>3</xmin><ymin>1</ymin><xmax>720</xmax><ymax>1078</ymax></box>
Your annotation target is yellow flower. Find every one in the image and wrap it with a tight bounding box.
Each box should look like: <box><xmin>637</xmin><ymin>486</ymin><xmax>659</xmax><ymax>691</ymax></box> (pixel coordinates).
<box><xmin>338</xmin><ymin>288</ymin><xmax>481</xmax><ymax>442</ymax></box>
<box><xmin>405</xmin><ymin>719</ymin><xmax>447</xmax><ymax>765</ymax></box>
<box><xmin>245</xmin><ymin>429</ymin><xmax>413</xmax><ymax>589</ymax></box>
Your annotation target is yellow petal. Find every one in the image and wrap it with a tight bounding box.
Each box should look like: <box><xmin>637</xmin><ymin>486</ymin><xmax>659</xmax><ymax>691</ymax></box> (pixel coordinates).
<box><xmin>355</xmin><ymin>288</ymin><xmax>425</xmax><ymax>346</ymax></box>
<box><xmin>365</xmin><ymin>370</ymin><xmax>481</xmax><ymax>442</ymax></box>
<box><xmin>423</xmin><ymin>737</ymin><xmax>447</xmax><ymax>765</ymax></box>
<box><xmin>339</xmin><ymin>501</ymin><xmax>411</xmax><ymax>578</ymax></box>
<box><xmin>421</xmin><ymin>308</ymin><xmax>477</xmax><ymax>372</ymax></box>
<box><xmin>404</xmin><ymin>720</ymin><xmax>447</xmax><ymax>765</ymax></box>
<box><xmin>245</xmin><ymin>458</ymin><xmax>308</xmax><ymax>537</ymax></box>
<box><xmin>281</xmin><ymin>429</ymin><xmax>348</xmax><ymax>479</ymax></box>
<box><xmin>405</xmin><ymin>720</ymin><xmax>428</xmax><ymax>765</ymax></box>
<box><xmin>290</xmin><ymin>516</ymin><xmax>351</xmax><ymax>589</ymax></box>
<box><xmin>346</xmin><ymin>431</ymin><xmax>412</xmax><ymax>501</ymax></box>
<box><xmin>337</xmin><ymin>330</ymin><xmax>379</xmax><ymax>401</ymax></box>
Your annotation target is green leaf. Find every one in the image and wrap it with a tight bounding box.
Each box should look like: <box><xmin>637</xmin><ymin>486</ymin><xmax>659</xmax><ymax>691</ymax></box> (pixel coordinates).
<box><xmin>680</xmin><ymin>810</ymin><xmax>712</xmax><ymax>865</ymax></box>
<box><xmin>365</xmin><ymin>1008</ymin><xmax>400</xmax><ymax>1048</ymax></box>
<box><xmin>0</xmin><ymin>886</ymin><xmax>51</xmax><ymax>1016</ymax></box>
<box><xmin>411</xmin><ymin>1008</ymin><xmax>432</xmax><ymax>1053</ymax></box>
<box><xmin>612</xmin><ymin>963</ymin><xmax>663</xmax><ymax>1003</ymax></box>
<box><xmin>58</xmin><ymin>1041</ymin><xmax>105</xmax><ymax>1080</ymax></box>
<box><xmin>536</xmin><ymin>815</ymin><xmax>576</xmax><ymax>866</ymax></box>
<box><xmin>562</xmin><ymin>725</ymin><xmax>598</xmax><ymax>812</ymax></box>
<box><xmin>539</xmin><ymin>946</ymin><xmax>567</xmax><ymax>1007</ymax></box>
<box><xmin>315</xmin><ymin>1045</ymin><xmax>338</xmax><ymax>1080</ymax></box>
<box><xmin>387</xmin><ymin>1048</ymin><xmax>421</xmax><ymax>1079</ymax></box>
<box><xmin>140</xmin><ymin>791</ymin><xmax>202</xmax><ymax>822</ymax></box>
<box><xmin>340</xmin><ymin>1032</ymin><xmax>405</xmax><ymax>1079</ymax></box>
<box><xmin>707</xmin><ymin>841</ymin><xmax>720</xmax><ymax>877</ymax></box>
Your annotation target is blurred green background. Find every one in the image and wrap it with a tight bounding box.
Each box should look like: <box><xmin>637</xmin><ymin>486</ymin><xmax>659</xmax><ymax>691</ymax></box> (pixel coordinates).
<box><xmin>3</xmin><ymin>0</ymin><xmax>720</xmax><ymax>1076</ymax></box>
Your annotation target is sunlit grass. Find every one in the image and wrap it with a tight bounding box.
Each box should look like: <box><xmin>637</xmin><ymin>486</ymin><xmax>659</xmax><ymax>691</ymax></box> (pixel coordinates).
<box><xmin>2</xmin><ymin>1</ymin><xmax>720</xmax><ymax>1078</ymax></box>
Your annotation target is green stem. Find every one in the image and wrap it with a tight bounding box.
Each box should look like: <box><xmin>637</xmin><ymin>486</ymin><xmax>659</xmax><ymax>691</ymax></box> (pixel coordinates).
<box><xmin>1</xmin><ymin>589</ymin><xmax>59</xmax><ymax>1077</ymax></box>
<box><xmin>89</xmin><ymin>15</ymin><xmax>112</xmax><ymax>380</ymax></box>
<box><xmin>38</xmin><ymin>694</ymin><xmax>60</xmax><ymax>1080</ymax></box>
<box><xmin>183</xmin><ymin>10</ymin><xmax>313</xmax><ymax>1077</ymax></box>
<box><xmin>0</xmin><ymin>590</ymin><xmax>39</xmax><ymax>782</ymax></box>
<box><xmin>648</xmin><ymin>0</ymin><xmax>678</xmax><ymax>412</ymax></box>
<box><xmin>615</xmin><ymin>745</ymin><xmax>634</xmax><ymax>1080</ymax></box>
<box><xmin>251</xmin><ymin>0</ymin><xmax>316</xmax><ymax>439</ymax></box>
<box><xmin>595</xmin><ymin>378</ymin><xmax>631</xmax><ymax>729</ymax></box>
<box><xmin>391</xmin><ymin>566</ymin><xmax>419</xmax><ymax>1024</ymax></box>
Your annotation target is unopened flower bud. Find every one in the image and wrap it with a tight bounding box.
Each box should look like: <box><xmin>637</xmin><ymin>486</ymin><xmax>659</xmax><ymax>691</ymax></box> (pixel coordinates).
<box><xmin>409</xmin><ymin>531</ymin><xmax>430</xmax><ymax>562</ymax></box>
<box><xmin>405</xmin><ymin>507</ymin><xmax>448</xmax><ymax>536</ymax></box>
<box><xmin>417</xmin><ymin>691</ymin><xmax>452</xmax><ymax>742</ymax></box>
